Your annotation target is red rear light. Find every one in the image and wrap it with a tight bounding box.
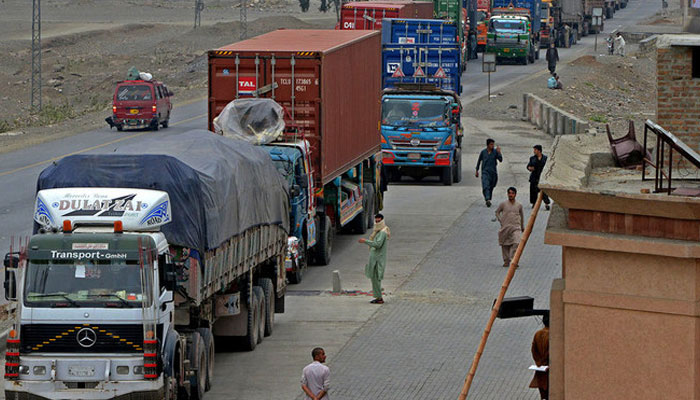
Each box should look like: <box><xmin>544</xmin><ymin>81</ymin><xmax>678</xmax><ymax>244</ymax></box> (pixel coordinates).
<box><xmin>112</xmin><ymin>105</ymin><xmax>117</xmax><ymax>113</ymax></box>
<box><xmin>152</xmin><ymin>105</ymin><xmax>157</xmax><ymax>113</ymax></box>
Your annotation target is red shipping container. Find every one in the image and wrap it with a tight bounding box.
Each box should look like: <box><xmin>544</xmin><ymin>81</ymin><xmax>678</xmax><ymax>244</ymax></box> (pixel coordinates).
<box><xmin>338</xmin><ymin>1</ymin><xmax>434</xmax><ymax>30</ymax></box>
<box><xmin>477</xmin><ymin>0</ymin><xmax>490</xmax><ymax>8</ymax></box>
<box><xmin>208</xmin><ymin>30</ymin><xmax>382</xmax><ymax>186</ymax></box>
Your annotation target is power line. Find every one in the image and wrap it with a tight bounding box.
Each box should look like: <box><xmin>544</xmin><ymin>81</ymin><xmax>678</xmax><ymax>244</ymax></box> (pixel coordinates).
<box><xmin>194</xmin><ymin>0</ymin><xmax>204</xmax><ymax>28</ymax></box>
<box><xmin>240</xmin><ymin>0</ymin><xmax>247</xmax><ymax>40</ymax></box>
<box><xmin>31</xmin><ymin>0</ymin><xmax>42</xmax><ymax>111</ymax></box>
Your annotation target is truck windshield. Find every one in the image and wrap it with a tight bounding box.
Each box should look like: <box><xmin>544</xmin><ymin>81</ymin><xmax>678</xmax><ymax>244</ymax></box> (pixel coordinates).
<box><xmin>477</xmin><ymin>11</ymin><xmax>488</xmax><ymax>23</ymax></box>
<box><xmin>491</xmin><ymin>20</ymin><xmax>526</xmax><ymax>33</ymax></box>
<box><xmin>382</xmin><ymin>98</ymin><xmax>449</xmax><ymax>128</ymax></box>
<box><xmin>25</xmin><ymin>260</ymin><xmax>148</xmax><ymax>308</ymax></box>
<box><xmin>116</xmin><ymin>85</ymin><xmax>153</xmax><ymax>101</ymax></box>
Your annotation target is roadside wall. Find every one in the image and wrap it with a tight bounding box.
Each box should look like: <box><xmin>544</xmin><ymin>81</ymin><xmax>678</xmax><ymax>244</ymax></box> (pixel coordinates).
<box><xmin>522</xmin><ymin>93</ymin><xmax>590</xmax><ymax>136</ymax></box>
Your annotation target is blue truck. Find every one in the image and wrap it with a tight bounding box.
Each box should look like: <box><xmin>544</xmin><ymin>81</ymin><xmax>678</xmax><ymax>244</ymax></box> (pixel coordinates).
<box><xmin>381</xmin><ymin>18</ymin><xmax>463</xmax><ymax>185</ymax></box>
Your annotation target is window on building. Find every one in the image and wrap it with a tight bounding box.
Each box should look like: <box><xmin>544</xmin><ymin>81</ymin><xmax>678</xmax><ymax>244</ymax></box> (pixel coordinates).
<box><xmin>693</xmin><ymin>47</ymin><xmax>700</xmax><ymax>78</ymax></box>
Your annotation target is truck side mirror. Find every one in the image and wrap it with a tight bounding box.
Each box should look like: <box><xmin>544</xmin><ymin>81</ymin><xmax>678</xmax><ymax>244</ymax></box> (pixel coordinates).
<box><xmin>4</xmin><ymin>253</ymin><xmax>18</xmax><ymax>301</ymax></box>
<box><xmin>162</xmin><ymin>263</ymin><xmax>178</xmax><ymax>292</ymax></box>
<box><xmin>451</xmin><ymin>104</ymin><xmax>460</xmax><ymax>124</ymax></box>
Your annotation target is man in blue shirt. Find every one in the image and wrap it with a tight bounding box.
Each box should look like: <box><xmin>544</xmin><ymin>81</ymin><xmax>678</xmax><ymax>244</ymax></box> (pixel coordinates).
<box><xmin>475</xmin><ymin>138</ymin><xmax>503</xmax><ymax>207</ymax></box>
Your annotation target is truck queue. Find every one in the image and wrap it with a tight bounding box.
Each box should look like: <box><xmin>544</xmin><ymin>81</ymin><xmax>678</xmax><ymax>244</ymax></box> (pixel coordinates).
<box><xmin>4</xmin><ymin>0</ymin><xmax>632</xmax><ymax>398</ymax></box>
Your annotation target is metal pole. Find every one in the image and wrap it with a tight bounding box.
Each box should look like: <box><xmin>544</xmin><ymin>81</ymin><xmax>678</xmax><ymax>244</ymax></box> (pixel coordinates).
<box><xmin>458</xmin><ymin>192</ymin><xmax>545</xmax><ymax>400</ymax></box>
<box><xmin>240</xmin><ymin>0</ymin><xmax>247</xmax><ymax>40</ymax></box>
<box><xmin>194</xmin><ymin>0</ymin><xmax>203</xmax><ymax>28</ymax></box>
<box><xmin>594</xmin><ymin>31</ymin><xmax>598</xmax><ymax>53</ymax></box>
<box><xmin>31</xmin><ymin>0</ymin><xmax>42</xmax><ymax>111</ymax></box>
<box><xmin>487</xmin><ymin>71</ymin><xmax>491</xmax><ymax>102</ymax></box>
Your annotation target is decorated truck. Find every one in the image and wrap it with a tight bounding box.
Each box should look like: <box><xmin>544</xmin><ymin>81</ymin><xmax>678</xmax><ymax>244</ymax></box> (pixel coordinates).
<box><xmin>487</xmin><ymin>0</ymin><xmax>542</xmax><ymax>65</ymax></box>
<box><xmin>208</xmin><ymin>30</ymin><xmax>383</xmax><ymax>273</ymax></box>
<box><xmin>4</xmin><ymin>130</ymin><xmax>289</xmax><ymax>399</ymax></box>
<box><xmin>338</xmin><ymin>1</ymin><xmax>434</xmax><ymax>30</ymax></box>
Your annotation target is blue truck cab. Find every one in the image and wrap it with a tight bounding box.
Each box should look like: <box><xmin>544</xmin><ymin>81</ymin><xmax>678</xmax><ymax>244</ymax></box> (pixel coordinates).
<box><xmin>264</xmin><ymin>142</ymin><xmax>317</xmax><ymax>284</ymax></box>
<box><xmin>381</xmin><ymin>86</ymin><xmax>462</xmax><ymax>185</ymax></box>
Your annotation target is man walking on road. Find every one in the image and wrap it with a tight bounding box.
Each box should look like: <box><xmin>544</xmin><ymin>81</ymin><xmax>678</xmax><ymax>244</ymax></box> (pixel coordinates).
<box><xmin>614</xmin><ymin>32</ymin><xmax>626</xmax><ymax>57</ymax></box>
<box><xmin>495</xmin><ymin>187</ymin><xmax>524</xmax><ymax>268</ymax></box>
<box><xmin>359</xmin><ymin>214</ymin><xmax>390</xmax><ymax>304</ymax></box>
<box><xmin>529</xmin><ymin>314</ymin><xmax>550</xmax><ymax>399</ymax></box>
<box><xmin>301</xmin><ymin>347</ymin><xmax>330</xmax><ymax>400</ymax></box>
<box><xmin>527</xmin><ymin>145</ymin><xmax>551</xmax><ymax>210</ymax></box>
<box><xmin>545</xmin><ymin>42</ymin><xmax>559</xmax><ymax>74</ymax></box>
<box><xmin>475</xmin><ymin>138</ymin><xmax>503</xmax><ymax>207</ymax></box>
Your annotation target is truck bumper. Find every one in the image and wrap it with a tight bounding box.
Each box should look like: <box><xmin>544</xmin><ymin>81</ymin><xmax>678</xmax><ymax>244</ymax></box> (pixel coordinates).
<box><xmin>112</xmin><ymin>116</ymin><xmax>158</xmax><ymax>129</ymax></box>
<box><xmin>382</xmin><ymin>150</ymin><xmax>451</xmax><ymax>167</ymax></box>
<box><xmin>488</xmin><ymin>47</ymin><xmax>528</xmax><ymax>58</ymax></box>
<box><xmin>5</xmin><ymin>378</ymin><xmax>163</xmax><ymax>400</ymax></box>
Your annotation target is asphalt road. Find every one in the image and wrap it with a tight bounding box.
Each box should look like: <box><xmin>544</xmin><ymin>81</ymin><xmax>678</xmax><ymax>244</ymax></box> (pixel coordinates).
<box><xmin>0</xmin><ymin>0</ymin><xmax>661</xmax><ymax>397</ymax></box>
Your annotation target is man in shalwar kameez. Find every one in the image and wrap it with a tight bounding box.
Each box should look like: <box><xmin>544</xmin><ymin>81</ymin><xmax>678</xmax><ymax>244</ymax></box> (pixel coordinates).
<box><xmin>359</xmin><ymin>214</ymin><xmax>390</xmax><ymax>304</ymax></box>
<box><xmin>495</xmin><ymin>187</ymin><xmax>524</xmax><ymax>268</ymax></box>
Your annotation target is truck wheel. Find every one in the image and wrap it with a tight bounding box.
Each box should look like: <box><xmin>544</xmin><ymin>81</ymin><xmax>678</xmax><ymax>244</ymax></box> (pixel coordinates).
<box><xmin>349</xmin><ymin>188</ymin><xmax>368</xmax><ymax>234</ymax></box>
<box><xmin>116</xmin><ymin>124</ymin><xmax>123</xmax><ymax>132</ymax></box>
<box><xmin>260</xmin><ymin>278</ymin><xmax>275</xmax><ymax>337</ymax></box>
<box><xmin>441</xmin><ymin>166</ymin><xmax>453</xmax><ymax>186</ymax></box>
<box><xmin>313</xmin><ymin>215</ymin><xmax>333</xmax><ymax>266</ymax></box>
<box><xmin>188</xmin><ymin>333</ymin><xmax>206</xmax><ymax>400</ymax></box>
<box><xmin>254</xmin><ymin>286</ymin><xmax>265</xmax><ymax>344</ymax></box>
<box><xmin>521</xmin><ymin>56</ymin><xmax>528</xmax><ymax>65</ymax></box>
<box><xmin>244</xmin><ymin>289</ymin><xmax>260</xmax><ymax>351</ymax></box>
<box><xmin>151</xmin><ymin>119</ymin><xmax>160</xmax><ymax>131</ymax></box>
<box><xmin>162</xmin><ymin>117</ymin><xmax>169</xmax><ymax>128</ymax></box>
<box><xmin>196</xmin><ymin>328</ymin><xmax>215</xmax><ymax>392</ymax></box>
<box><xmin>453</xmin><ymin>149</ymin><xmax>462</xmax><ymax>183</ymax></box>
<box><xmin>528</xmin><ymin>49</ymin><xmax>535</xmax><ymax>64</ymax></box>
<box><xmin>363</xmin><ymin>183</ymin><xmax>375</xmax><ymax>229</ymax></box>
<box><xmin>535</xmin><ymin>47</ymin><xmax>540</xmax><ymax>60</ymax></box>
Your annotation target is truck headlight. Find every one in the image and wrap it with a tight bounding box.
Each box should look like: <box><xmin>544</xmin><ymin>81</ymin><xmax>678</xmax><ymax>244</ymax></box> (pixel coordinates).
<box><xmin>19</xmin><ymin>365</ymin><xmax>29</xmax><ymax>375</ymax></box>
<box><xmin>133</xmin><ymin>365</ymin><xmax>144</xmax><ymax>375</ymax></box>
<box><xmin>32</xmin><ymin>366</ymin><xmax>45</xmax><ymax>375</ymax></box>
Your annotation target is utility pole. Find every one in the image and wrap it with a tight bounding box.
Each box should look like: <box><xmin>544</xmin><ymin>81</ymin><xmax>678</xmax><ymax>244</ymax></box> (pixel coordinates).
<box><xmin>31</xmin><ymin>0</ymin><xmax>42</xmax><ymax>111</ymax></box>
<box><xmin>240</xmin><ymin>0</ymin><xmax>247</xmax><ymax>40</ymax></box>
<box><xmin>194</xmin><ymin>0</ymin><xmax>203</xmax><ymax>28</ymax></box>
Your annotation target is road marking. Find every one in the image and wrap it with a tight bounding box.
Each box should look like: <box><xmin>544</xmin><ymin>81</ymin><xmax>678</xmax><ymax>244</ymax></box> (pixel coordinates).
<box><xmin>0</xmin><ymin>112</ymin><xmax>207</xmax><ymax>177</ymax></box>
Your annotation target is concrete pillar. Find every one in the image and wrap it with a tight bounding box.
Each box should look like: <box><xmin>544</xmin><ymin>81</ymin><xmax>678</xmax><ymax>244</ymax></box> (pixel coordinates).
<box><xmin>550</xmin><ymin>278</ymin><xmax>565</xmax><ymax>400</ymax></box>
<box><xmin>332</xmin><ymin>270</ymin><xmax>342</xmax><ymax>294</ymax></box>
<box><xmin>523</xmin><ymin>93</ymin><xmax>529</xmax><ymax>120</ymax></box>
<box><xmin>557</xmin><ymin>112</ymin><xmax>566</xmax><ymax>136</ymax></box>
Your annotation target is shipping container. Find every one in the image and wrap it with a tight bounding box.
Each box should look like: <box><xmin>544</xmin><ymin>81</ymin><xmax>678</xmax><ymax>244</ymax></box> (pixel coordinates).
<box><xmin>381</xmin><ymin>18</ymin><xmax>460</xmax><ymax>45</ymax></box>
<box><xmin>339</xmin><ymin>1</ymin><xmax>434</xmax><ymax>30</ymax></box>
<box><xmin>382</xmin><ymin>44</ymin><xmax>462</xmax><ymax>94</ymax></box>
<box><xmin>492</xmin><ymin>0</ymin><xmax>541</xmax><ymax>32</ymax></box>
<box><xmin>208</xmin><ymin>29</ymin><xmax>381</xmax><ymax>186</ymax></box>
<box><xmin>477</xmin><ymin>0</ymin><xmax>490</xmax><ymax>8</ymax></box>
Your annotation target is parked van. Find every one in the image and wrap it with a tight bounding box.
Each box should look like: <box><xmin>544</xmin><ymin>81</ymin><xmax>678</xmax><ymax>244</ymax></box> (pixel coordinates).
<box><xmin>110</xmin><ymin>79</ymin><xmax>172</xmax><ymax>131</ymax></box>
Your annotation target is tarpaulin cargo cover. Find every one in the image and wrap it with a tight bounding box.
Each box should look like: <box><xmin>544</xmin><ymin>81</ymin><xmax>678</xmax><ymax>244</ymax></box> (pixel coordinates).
<box><xmin>208</xmin><ymin>30</ymin><xmax>382</xmax><ymax>186</ymax></box>
<box><xmin>35</xmin><ymin>129</ymin><xmax>289</xmax><ymax>253</ymax></box>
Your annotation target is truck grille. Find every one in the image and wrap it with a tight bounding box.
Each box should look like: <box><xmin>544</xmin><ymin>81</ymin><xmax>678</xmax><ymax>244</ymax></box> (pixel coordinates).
<box><xmin>389</xmin><ymin>138</ymin><xmax>440</xmax><ymax>149</ymax></box>
<box><xmin>20</xmin><ymin>324</ymin><xmax>162</xmax><ymax>354</ymax></box>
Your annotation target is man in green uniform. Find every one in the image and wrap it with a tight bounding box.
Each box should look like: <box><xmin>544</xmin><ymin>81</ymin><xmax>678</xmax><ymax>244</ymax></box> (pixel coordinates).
<box><xmin>359</xmin><ymin>213</ymin><xmax>390</xmax><ymax>304</ymax></box>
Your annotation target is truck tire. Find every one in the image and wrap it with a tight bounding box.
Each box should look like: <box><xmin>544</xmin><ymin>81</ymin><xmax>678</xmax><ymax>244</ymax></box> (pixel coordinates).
<box><xmin>151</xmin><ymin>119</ymin><xmax>160</xmax><ymax>131</ymax></box>
<box><xmin>314</xmin><ymin>215</ymin><xmax>333</xmax><ymax>266</ymax></box>
<box><xmin>363</xmin><ymin>183</ymin><xmax>375</xmax><ymax>229</ymax></box>
<box><xmin>441</xmin><ymin>166</ymin><xmax>453</xmax><ymax>186</ymax></box>
<box><xmin>535</xmin><ymin>47</ymin><xmax>540</xmax><ymax>60</ymax></box>
<box><xmin>116</xmin><ymin>124</ymin><xmax>123</xmax><ymax>132</ymax></box>
<box><xmin>287</xmin><ymin>235</ymin><xmax>306</xmax><ymax>284</ymax></box>
<box><xmin>188</xmin><ymin>333</ymin><xmax>206</xmax><ymax>400</ymax></box>
<box><xmin>162</xmin><ymin>114</ymin><xmax>170</xmax><ymax>128</ymax></box>
<box><xmin>253</xmin><ymin>286</ymin><xmax>265</xmax><ymax>344</ymax></box>
<box><xmin>260</xmin><ymin>278</ymin><xmax>275</xmax><ymax>337</ymax></box>
<box><xmin>349</xmin><ymin>188</ymin><xmax>369</xmax><ymax>234</ymax></box>
<box><xmin>196</xmin><ymin>327</ymin><xmax>215</xmax><ymax>392</ymax></box>
<box><xmin>244</xmin><ymin>289</ymin><xmax>260</xmax><ymax>351</ymax></box>
<box><xmin>528</xmin><ymin>49</ymin><xmax>535</xmax><ymax>64</ymax></box>
<box><xmin>453</xmin><ymin>149</ymin><xmax>462</xmax><ymax>184</ymax></box>
<box><xmin>521</xmin><ymin>56</ymin><xmax>528</xmax><ymax>65</ymax></box>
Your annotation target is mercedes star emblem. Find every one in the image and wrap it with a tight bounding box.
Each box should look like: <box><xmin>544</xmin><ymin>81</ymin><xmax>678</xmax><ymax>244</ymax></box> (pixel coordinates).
<box><xmin>76</xmin><ymin>328</ymin><xmax>97</xmax><ymax>348</ymax></box>
<box><xmin>410</xmin><ymin>138</ymin><xmax>420</xmax><ymax>146</ymax></box>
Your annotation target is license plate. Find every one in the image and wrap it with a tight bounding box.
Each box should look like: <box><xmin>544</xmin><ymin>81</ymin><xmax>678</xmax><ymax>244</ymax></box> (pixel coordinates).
<box><xmin>130</xmin><ymin>109</ymin><xmax>139</xmax><ymax>114</ymax></box>
<box><xmin>503</xmin><ymin>48</ymin><xmax>510</xmax><ymax>53</ymax></box>
<box><xmin>407</xmin><ymin>153</ymin><xmax>421</xmax><ymax>160</ymax></box>
<box><xmin>68</xmin><ymin>366</ymin><xmax>95</xmax><ymax>377</ymax></box>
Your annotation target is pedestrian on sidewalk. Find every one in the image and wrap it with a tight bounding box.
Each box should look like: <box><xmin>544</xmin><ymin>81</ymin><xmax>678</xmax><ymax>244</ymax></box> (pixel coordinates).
<box><xmin>614</xmin><ymin>32</ymin><xmax>626</xmax><ymax>57</ymax></box>
<box><xmin>545</xmin><ymin>42</ymin><xmax>559</xmax><ymax>74</ymax></box>
<box><xmin>301</xmin><ymin>347</ymin><xmax>330</xmax><ymax>400</ymax></box>
<box><xmin>527</xmin><ymin>145</ymin><xmax>551</xmax><ymax>210</ymax></box>
<box><xmin>529</xmin><ymin>314</ymin><xmax>550</xmax><ymax>400</ymax></box>
<box><xmin>495</xmin><ymin>187</ymin><xmax>524</xmax><ymax>268</ymax></box>
<box><xmin>359</xmin><ymin>214</ymin><xmax>390</xmax><ymax>304</ymax></box>
<box><xmin>475</xmin><ymin>138</ymin><xmax>503</xmax><ymax>207</ymax></box>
